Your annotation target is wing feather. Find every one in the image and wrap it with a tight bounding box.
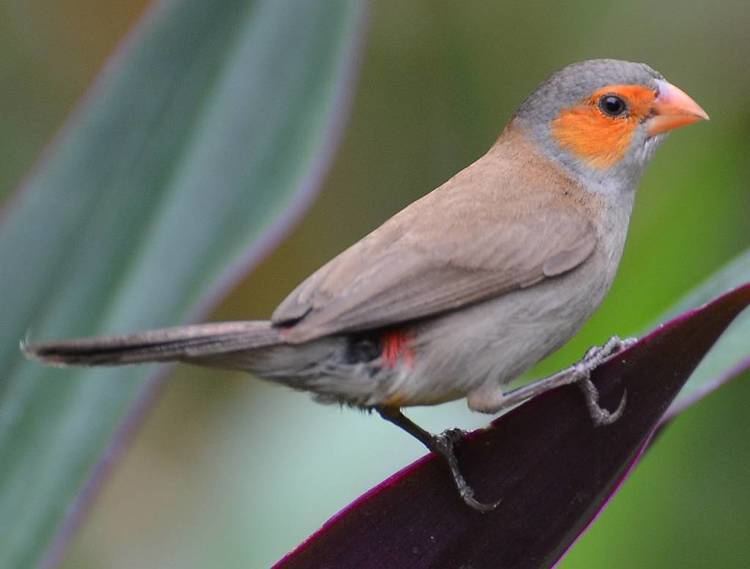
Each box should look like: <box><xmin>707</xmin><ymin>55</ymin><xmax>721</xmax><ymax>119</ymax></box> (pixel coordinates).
<box><xmin>274</xmin><ymin>133</ymin><xmax>599</xmax><ymax>342</ymax></box>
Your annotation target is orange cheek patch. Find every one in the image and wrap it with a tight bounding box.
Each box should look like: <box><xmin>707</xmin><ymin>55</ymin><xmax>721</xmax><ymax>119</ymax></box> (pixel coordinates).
<box><xmin>551</xmin><ymin>84</ymin><xmax>656</xmax><ymax>169</ymax></box>
<box><xmin>552</xmin><ymin>107</ymin><xmax>635</xmax><ymax>169</ymax></box>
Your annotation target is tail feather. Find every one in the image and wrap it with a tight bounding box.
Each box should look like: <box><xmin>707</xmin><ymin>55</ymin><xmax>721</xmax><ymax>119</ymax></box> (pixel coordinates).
<box><xmin>22</xmin><ymin>321</ymin><xmax>281</xmax><ymax>367</ymax></box>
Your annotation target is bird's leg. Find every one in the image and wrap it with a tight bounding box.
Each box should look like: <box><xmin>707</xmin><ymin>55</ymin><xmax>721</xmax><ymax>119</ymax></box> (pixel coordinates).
<box><xmin>373</xmin><ymin>337</ymin><xmax>632</xmax><ymax>511</ymax></box>
<box><xmin>375</xmin><ymin>406</ymin><xmax>499</xmax><ymax>513</ymax></box>
<box><xmin>470</xmin><ymin>336</ymin><xmax>634</xmax><ymax>425</ymax></box>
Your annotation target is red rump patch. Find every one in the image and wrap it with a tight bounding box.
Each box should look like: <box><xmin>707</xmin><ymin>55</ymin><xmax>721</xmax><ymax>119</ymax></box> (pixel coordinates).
<box><xmin>381</xmin><ymin>329</ymin><xmax>415</xmax><ymax>368</ymax></box>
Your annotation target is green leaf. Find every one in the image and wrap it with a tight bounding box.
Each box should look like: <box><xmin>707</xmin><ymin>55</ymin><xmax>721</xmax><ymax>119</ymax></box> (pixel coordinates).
<box><xmin>0</xmin><ymin>0</ymin><xmax>365</xmax><ymax>567</ymax></box>
<box><xmin>661</xmin><ymin>249</ymin><xmax>750</xmax><ymax>420</ymax></box>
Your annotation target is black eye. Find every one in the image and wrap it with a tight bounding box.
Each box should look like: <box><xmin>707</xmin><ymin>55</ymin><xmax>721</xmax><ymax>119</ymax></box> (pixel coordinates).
<box><xmin>598</xmin><ymin>95</ymin><xmax>627</xmax><ymax>117</ymax></box>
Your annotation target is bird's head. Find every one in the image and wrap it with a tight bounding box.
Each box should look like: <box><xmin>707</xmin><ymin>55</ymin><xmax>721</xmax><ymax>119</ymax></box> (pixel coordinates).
<box><xmin>514</xmin><ymin>59</ymin><xmax>709</xmax><ymax>191</ymax></box>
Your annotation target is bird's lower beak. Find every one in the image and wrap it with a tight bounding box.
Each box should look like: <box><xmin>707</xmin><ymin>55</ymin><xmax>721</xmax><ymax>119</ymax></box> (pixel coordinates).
<box><xmin>647</xmin><ymin>79</ymin><xmax>709</xmax><ymax>136</ymax></box>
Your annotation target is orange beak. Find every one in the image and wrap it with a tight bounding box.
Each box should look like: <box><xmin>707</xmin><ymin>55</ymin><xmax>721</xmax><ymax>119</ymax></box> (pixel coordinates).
<box><xmin>647</xmin><ymin>79</ymin><xmax>709</xmax><ymax>136</ymax></box>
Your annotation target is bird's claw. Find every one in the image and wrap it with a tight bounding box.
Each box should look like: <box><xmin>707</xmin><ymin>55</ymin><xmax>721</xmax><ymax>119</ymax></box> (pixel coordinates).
<box><xmin>375</xmin><ymin>407</ymin><xmax>499</xmax><ymax>513</ymax></box>
<box><xmin>459</xmin><ymin>485</ymin><xmax>501</xmax><ymax>513</ymax></box>
<box><xmin>578</xmin><ymin>377</ymin><xmax>627</xmax><ymax>426</ymax></box>
<box><xmin>433</xmin><ymin>428</ymin><xmax>500</xmax><ymax>513</ymax></box>
<box><xmin>582</xmin><ymin>335</ymin><xmax>636</xmax><ymax>367</ymax></box>
<box><xmin>436</xmin><ymin>427</ymin><xmax>467</xmax><ymax>446</ymax></box>
<box><xmin>574</xmin><ymin>335</ymin><xmax>633</xmax><ymax>427</ymax></box>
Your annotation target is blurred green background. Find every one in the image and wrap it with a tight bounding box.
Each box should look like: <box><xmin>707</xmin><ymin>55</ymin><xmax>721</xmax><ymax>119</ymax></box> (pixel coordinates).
<box><xmin>2</xmin><ymin>0</ymin><xmax>749</xmax><ymax>567</ymax></box>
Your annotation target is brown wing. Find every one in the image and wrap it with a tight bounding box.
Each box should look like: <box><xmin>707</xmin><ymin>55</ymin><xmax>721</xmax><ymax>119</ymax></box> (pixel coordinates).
<box><xmin>274</xmin><ymin>134</ymin><xmax>598</xmax><ymax>342</ymax></box>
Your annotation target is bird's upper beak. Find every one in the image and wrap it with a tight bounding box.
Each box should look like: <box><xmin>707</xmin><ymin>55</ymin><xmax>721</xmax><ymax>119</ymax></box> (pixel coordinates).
<box><xmin>647</xmin><ymin>79</ymin><xmax>709</xmax><ymax>136</ymax></box>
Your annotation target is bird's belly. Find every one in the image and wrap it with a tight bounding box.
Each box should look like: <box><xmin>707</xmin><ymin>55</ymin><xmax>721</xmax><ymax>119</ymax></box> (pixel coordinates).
<box><xmin>383</xmin><ymin>263</ymin><xmax>613</xmax><ymax>406</ymax></box>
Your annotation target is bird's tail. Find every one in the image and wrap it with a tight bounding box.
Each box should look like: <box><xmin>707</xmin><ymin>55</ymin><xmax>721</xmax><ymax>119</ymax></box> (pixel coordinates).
<box><xmin>22</xmin><ymin>321</ymin><xmax>282</xmax><ymax>368</ymax></box>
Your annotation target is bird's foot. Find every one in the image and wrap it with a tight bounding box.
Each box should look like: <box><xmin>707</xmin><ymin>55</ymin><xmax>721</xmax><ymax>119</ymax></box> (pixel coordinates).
<box><xmin>581</xmin><ymin>335</ymin><xmax>637</xmax><ymax>367</ymax></box>
<box><xmin>375</xmin><ymin>407</ymin><xmax>499</xmax><ymax>513</ymax></box>
<box><xmin>431</xmin><ymin>427</ymin><xmax>500</xmax><ymax>513</ymax></box>
<box><xmin>491</xmin><ymin>335</ymin><xmax>634</xmax><ymax>424</ymax></box>
<box><xmin>436</xmin><ymin>427</ymin><xmax>467</xmax><ymax>447</ymax></box>
<box><xmin>572</xmin><ymin>335</ymin><xmax>634</xmax><ymax>426</ymax></box>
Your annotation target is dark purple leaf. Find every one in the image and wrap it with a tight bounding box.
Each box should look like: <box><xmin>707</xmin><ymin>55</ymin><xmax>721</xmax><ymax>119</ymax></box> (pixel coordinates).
<box><xmin>275</xmin><ymin>283</ymin><xmax>750</xmax><ymax>569</ymax></box>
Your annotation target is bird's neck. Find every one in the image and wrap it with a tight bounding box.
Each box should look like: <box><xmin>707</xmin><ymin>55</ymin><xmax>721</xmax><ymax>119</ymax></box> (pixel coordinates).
<box><xmin>494</xmin><ymin>120</ymin><xmax>637</xmax><ymax>277</ymax></box>
<box><xmin>504</xmin><ymin>117</ymin><xmax>645</xmax><ymax>199</ymax></box>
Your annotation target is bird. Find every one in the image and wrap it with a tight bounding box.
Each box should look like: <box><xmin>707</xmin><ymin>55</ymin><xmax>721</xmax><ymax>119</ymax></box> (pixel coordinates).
<box><xmin>23</xmin><ymin>59</ymin><xmax>708</xmax><ymax>511</ymax></box>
